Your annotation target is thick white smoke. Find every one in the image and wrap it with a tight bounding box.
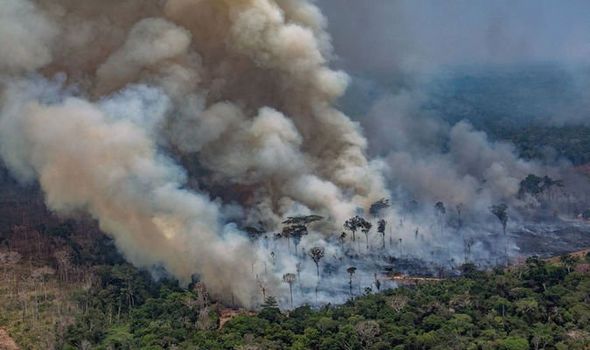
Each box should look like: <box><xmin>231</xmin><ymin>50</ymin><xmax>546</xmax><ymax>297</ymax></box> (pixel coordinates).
<box><xmin>0</xmin><ymin>0</ymin><xmax>386</xmax><ymax>305</ymax></box>
<box><xmin>364</xmin><ymin>90</ymin><xmax>565</xmax><ymax>213</ymax></box>
<box><xmin>0</xmin><ymin>0</ymin><xmax>57</xmax><ymax>74</ymax></box>
<box><xmin>0</xmin><ymin>79</ymin><xmax>260</xmax><ymax>304</ymax></box>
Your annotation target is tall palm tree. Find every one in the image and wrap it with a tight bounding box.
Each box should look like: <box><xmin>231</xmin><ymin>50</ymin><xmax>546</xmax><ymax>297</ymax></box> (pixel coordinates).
<box><xmin>309</xmin><ymin>247</ymin><xmax>325</xmax><ymax>279</ymax></box>
<box><xmin>361</xmin><ymin>220</ymin><xmax>372</xmax><ymax>251</ymax></box>
<box><xmin>344</xmin><ymin>217</ymin><xmax>360</xmax><ymax>242</ymax></box>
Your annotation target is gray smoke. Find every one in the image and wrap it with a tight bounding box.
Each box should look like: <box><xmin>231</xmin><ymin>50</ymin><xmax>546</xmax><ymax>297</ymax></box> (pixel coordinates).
<box><xmin>318</xmin><ymin>0</ymin><xmax>590</xmax><ymax>126</ymax></box>
<box><xmin>366</xmin><ymin>94</ymin><xmax>546</xmax><ymax>211</ymax></box>
<box><xmin>315</xmin><ymin>0</ymin><xmax>590</xmax><ymax>210</ymax></box>
<box><xmin>318</xmin><ymin>0</ymin><xmax>590</xmax><ymax>74</ymax></box>
<box><xmin>313</xmin><ymin>0</ymin><xmax>590</xmax><ymax>276</ymax></box>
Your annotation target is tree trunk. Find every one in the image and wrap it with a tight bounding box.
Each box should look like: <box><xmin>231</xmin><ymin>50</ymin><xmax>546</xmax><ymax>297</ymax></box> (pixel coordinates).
<box><xmin>504</xmin><ymin>226</ymin><xmax>508</xmax><ymax>266</ymax></box>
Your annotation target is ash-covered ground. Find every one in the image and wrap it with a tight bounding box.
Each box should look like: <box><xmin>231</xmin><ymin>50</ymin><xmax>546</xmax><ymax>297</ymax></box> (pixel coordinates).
<box><xmin>513</xmin><ymin>221</ymin><xmax>590</xmax><ymax>258</ymax></box>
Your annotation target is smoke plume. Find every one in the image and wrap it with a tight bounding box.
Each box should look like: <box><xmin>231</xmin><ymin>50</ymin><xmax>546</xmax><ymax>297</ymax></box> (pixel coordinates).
<box><xmin>0</xmin><ymin>0</ymin><xmax>386</xmax><ymax>306</ymax></box>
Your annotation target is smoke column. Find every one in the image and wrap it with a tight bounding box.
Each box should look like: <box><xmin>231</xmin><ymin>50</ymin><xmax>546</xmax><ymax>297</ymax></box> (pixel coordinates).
<box><xmin>0</xmin><ymin>0</ymin><xmax>386</xmax><ymax>305</ymax></box>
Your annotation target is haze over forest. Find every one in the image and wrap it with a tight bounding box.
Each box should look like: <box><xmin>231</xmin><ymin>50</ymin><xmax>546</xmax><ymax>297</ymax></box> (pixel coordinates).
<box><xmin>1</xmin><ymin>1</ymin><xmax>590</xmax><ymax>349</ymax></box>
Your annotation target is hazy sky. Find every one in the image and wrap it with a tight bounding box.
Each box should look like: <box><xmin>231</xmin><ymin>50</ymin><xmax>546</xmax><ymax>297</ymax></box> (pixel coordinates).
<box><xmin>317</xmin><ymin>0</ymin><xmax>590</xmax><ymax>75</ymax></box>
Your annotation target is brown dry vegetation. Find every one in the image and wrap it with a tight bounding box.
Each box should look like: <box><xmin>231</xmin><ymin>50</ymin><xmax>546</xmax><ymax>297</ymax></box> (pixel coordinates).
<box><xmin>0</xmin><ymin>168</ymin><xmax>121</xmax><ymax>349</ymax></box>
<box><xmin>0</xmin><ymin>328</ymin><xmax>19</xmax><ymax>350</ymax></box>
<box><xmin>0</xmin><ymin>252</ymin><xmax>92</xmax><ymax>349</ymax></box>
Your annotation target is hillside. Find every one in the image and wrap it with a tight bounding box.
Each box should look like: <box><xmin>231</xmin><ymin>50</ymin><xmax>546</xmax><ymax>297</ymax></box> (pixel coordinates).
<box><xmin>0</xmin><ymin>168</ymin><xmax>126</xmax><ymax>349</ymax></box>
<box><xmin>2</xmin><ymin>163</ymin><xmax>590</xmax><ymax>349</ymax></box>
<box><xmin>60</xmin><ymin>255</ymin><xmax>590</xmax><ymax>349</ymax></box>
<box><xmin>8</xmin><ymin>254</ymin><xmax>590</xmax><ymax>349</ymax></box>
<box><xmin>3</xmin><ymin>220</ymin><xmax>590</xmax><ymax>350</ymax></box>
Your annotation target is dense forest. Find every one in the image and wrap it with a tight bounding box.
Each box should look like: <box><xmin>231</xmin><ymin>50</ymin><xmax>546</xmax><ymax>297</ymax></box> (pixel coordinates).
<box><xmin>346</xmin><ymin>65</ymin><xmax>590</xmax><ymax>166</ymax></box>
<box><xmin>2</xmin><ymin>189</ymin><xmax>590</xmax><ymax>349</ymax></box>
<box><xmin>1</xmin><ymin>159</ymin><xmax>589</xmax><ymax>350</ymax></box>
<box><xmin>51</xmin><ymin>253</ymin><xmax>590</xmax><ymax>350</ymax></box>
<box><xmin>1</xmin><ymin>166</ymin><xmax>589</xmax><ymax>349</ymax></box>
<box><xmin>491</xmin><ymin>126</ymin><xmax>590</xmax><ymax>165</ymax></box>
<box><xmin>431</xmin><ymin>65</ymin><xmax>590</xmax><ymax>165</ymax></box>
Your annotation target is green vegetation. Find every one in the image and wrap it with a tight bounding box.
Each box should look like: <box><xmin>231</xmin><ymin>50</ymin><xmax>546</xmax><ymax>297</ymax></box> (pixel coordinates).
<box><xmin>494</xmin><ymin>126</ymin><xmax>590</xmax><ymax>165</ymax></box>
<box><xmin>0</xmin><ymin>262</ymin><xmax>81</xmax><ymax>350</ymax></box>
<box><xmin>56</xmin><ymin>255</ymin><xmax>590</xmax><ymax>349</ymax></box>
<box><xmin>423</xmin><ymin>64</ymin><xmax>590</xmax><ymax>166</ymax></box>
<box><xmin>4</xmin><ymin>221</ymin><xmax>590</xmax><ymax>349</ymax></box>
